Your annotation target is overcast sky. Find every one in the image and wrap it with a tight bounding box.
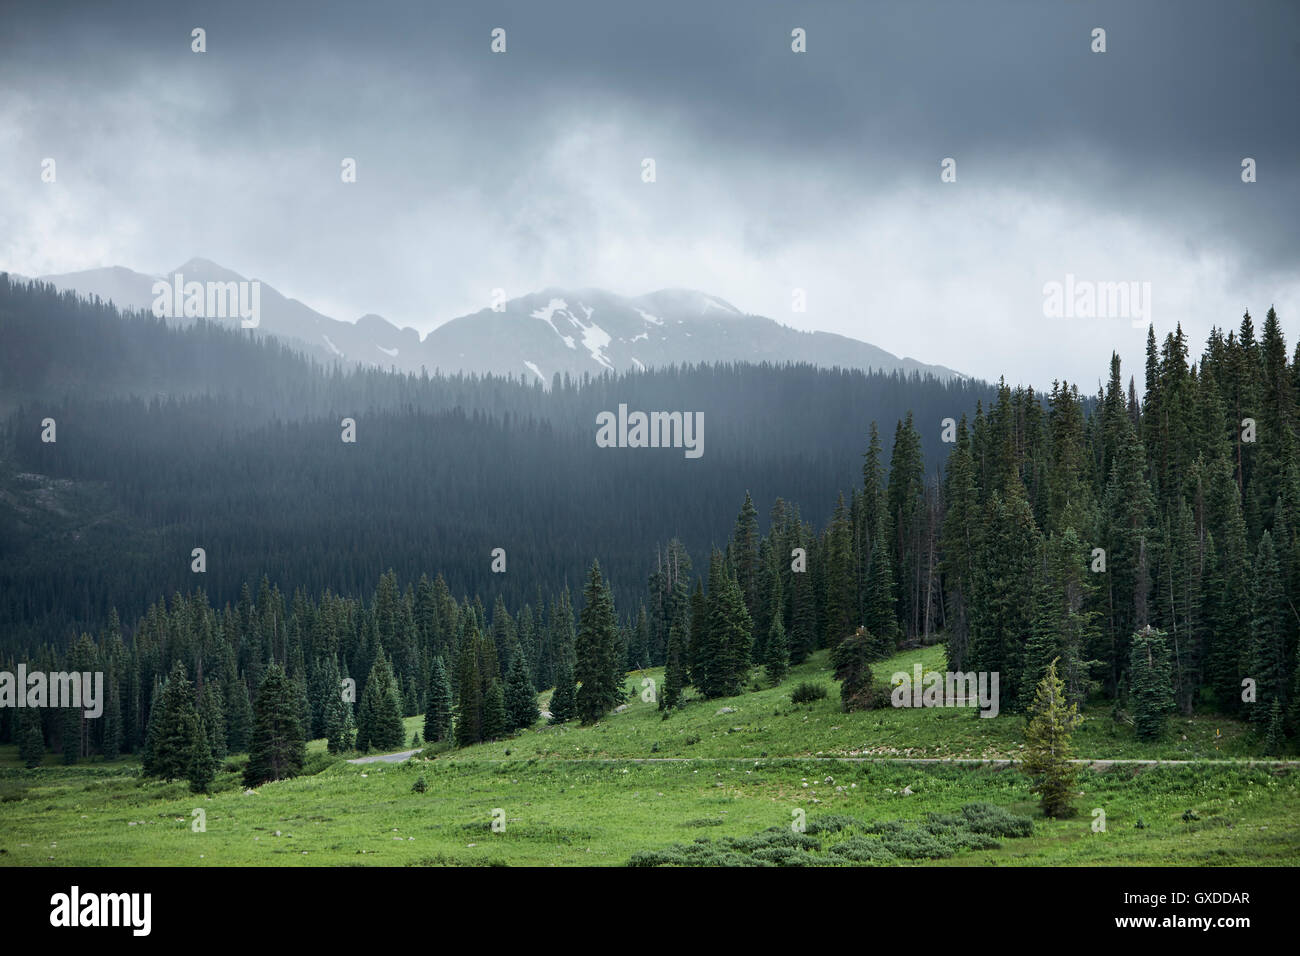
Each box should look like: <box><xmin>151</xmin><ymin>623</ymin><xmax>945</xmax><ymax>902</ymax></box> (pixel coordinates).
<box><xmin>2</xmin><ymin>0</ymin><xmax>1297</xmax><ymax>387</ymax></box>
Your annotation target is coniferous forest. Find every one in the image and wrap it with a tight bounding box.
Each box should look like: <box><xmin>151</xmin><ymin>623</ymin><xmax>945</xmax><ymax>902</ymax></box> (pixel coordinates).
<box><xmin>3</xmin><ymin>276</ymin><xmax>1299</xmax><ymax>783</ymax></box>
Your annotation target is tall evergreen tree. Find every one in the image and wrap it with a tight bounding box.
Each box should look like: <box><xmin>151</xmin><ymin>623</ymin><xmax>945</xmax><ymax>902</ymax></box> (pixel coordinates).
<box><xmin>356</xmin><ymin>647</ymin><xmax>405</xmax><ymax>751</ymax></box>
<box><xmin>481</xmin><ymin>680</ymin><xmax>507</xmax><ymax>740</ymax></box>
<box><xmin>504</xmin><ymin>646</ymin><xmax>540</xmax><ymax>731</ymax></box>
<box><xmin>548</xmin><ymin>659</ymin><xmax>577</xmax><ymax>724</ymax></box>
<box><xmin>765</xmin><ymin>607</ymin><xmax>789</xmax><ymax>686</ymax></box>
<box><xmin>1021</xmin><ymin>658</ymin><xmax>1081</xmax><ymax>818</ymax></box>
<box><xmin>243</xmin><ymin>664</ymin><xmax>307</xmax><ymax>788</ymax></box>
<box><xmin>661</xmin><ymin>604</ymin><xmax>689</xmax><ymax>710</ymax></box>
<box><xmin>422</xmin><ymin>656</ymin><xmax>453</xmax><ymax>743</ymax></box>
<box><xmin>574</xmin><ymin>560</ymin><xmax>620</xmax><ymax>724</ymax></box>
<box><xmin>1129</xmin><ymin>625</ymin><xmax>1175</xmax><ymax>740</ymax></box>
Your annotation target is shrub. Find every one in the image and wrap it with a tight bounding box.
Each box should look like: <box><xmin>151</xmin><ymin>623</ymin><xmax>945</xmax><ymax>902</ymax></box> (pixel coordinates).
<box><xmin>805</xmin><ymin>814</ymin><xmax>864</xmax><ymax>835</ymax></box>
<box><xmin>959</xmin><ymin>802</ymin><xmax>1034</xmax><ymax>838</ymax></box>
<box><xmin>790</xmin><ymin>682</ymin><xmax>828</xmax><ymax>704</ymax></box>
<box><xmin>879</xmin><ymin>829</ymin><xmax>955</xmax><ymax>860</ymax></box>
<box><xmin>828</xmin><ymin>836</ymin><xmax>896</xmax><ymax>863</ymax></box>
<box><xmin>412</xmin><ymin>775</ymin><xmax>427</xmax><ymax>793</ymax></box>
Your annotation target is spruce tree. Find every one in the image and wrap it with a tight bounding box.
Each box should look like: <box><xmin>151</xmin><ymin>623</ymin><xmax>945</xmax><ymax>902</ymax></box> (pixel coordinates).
<box><xmin>423</xmin><ymin>656</ymin><xmax>453</xmax><ymax>743</ymax></box>
<box><xmin>1129</xmin><ymin>625</ymin><xmax>1175</xmax><ymax>740</ymax></box>
<box><xmin>200</xmin><ymin>682</ymin><xmax>227</xmax><ymax>761</ymax></box>
<box><xmin>575</xmin><ymin>560</ymin><xmax>619</xmax><ymax>724</ymax></box>
<box><xmin>504</xmin><ymin>647</ymin><xmax>540</xmax><ymax>731</ymax></box>
<box><xmin>243</xmin><ymin>664</ymin><xmax>307</xmax><ymax>788</ymax></box>
<box><xmin>822</xmin><ymin>494</ymin><xmax>857</xmax><ymax>648</ymax></box>
<box><xmin>1248</xmin><ymin>532</ymin><xmax>1289</xmax><ymax>722</ymax></box>
<box><xmin>101</xmin><ymin>680</ymin><xmax>122</xmax><ymax>761</ymax></box>
<box><xmin>765</xmin><ymin>608</ymin><xmax>789</xmax><ymax>686</ymax></box>
<box><xmin>831</xmin><ymin>627</ymin><xmax>874</xmax><ymax>711</ymax></box>
<box><xmin>1021</xmin><ymin>658</ymin><xmax>1080</xmax><ymax>818</ymax></box>
<box><xmin>142</xmin><ymin>661</ymin><xmax>201</xmax><ymax>782</ymax></box>
<box><xmin>324</xmin><ymin>691</ymin><xmax>351</xmax><ymax>754</ymax></box>
<box><xmin>224</xmin><ymin>677</ymin><xmax>253</xmax><ymax>754</ymax></box>
<box><xmin>17</xmin><ymin>710</ymin><xmax>43</xmax><ymax>768</ymax></box>
<box><xmin>186</xmin><ymin>713</ymin><xmax>216</xmax><ymax>794</ymax></box>
<box><xmin>662</xmin><ymin>608</ymin><xmax>689</xmax><ymax>709</ymax></box>
<box><xmin>455</xmin><ymin>632</ymin><xmax>483</xmax><ymax>746</ymax></box>
<box><xmin>731</xmin><ymin>491</ymin><xmax>761</xmax><ymax>621</ymax></box>
<box><xmin>548</xmin><ymin>659</ymin><xmax>577</xmax><ymax>724</ymax></box>
<box><xmin>357</xmin><ymin>647</ymin><xmax>405</xmax><ymax>751</ymax></box>
<box><xmin>704</xmin><ymin>560</ymin><xmax>753</xmax><ymax>698</ymax></box>
<box><xmin>481</xmin><ymin>680</ymin><xmax>507</xmax><ymax>740</ymax></box>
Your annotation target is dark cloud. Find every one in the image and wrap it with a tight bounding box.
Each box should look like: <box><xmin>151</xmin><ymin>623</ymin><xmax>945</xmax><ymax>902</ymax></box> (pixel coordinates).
<box><xmin>1</xmin><ymin>0</ymin><xmax>1297</xmax><ymax>384</ymax></box>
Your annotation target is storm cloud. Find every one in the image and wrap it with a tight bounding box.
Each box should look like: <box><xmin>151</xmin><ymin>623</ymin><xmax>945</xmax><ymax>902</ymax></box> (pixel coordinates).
<box><xmin>2</xmin><ymin>0</ymin><xmax>1297</xmax><ymax>386</ymax></box>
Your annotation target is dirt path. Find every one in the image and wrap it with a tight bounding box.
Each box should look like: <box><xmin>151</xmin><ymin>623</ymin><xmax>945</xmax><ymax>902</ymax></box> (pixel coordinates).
<box><xmin>347</xmin><ymin>748</ymin><xmax>420</xmax><ymax>764</ymax></box>
<box><xmin>347</xmin><ymin>749</ymin><xmax>1298</xmax><ymax>767</ymax></box>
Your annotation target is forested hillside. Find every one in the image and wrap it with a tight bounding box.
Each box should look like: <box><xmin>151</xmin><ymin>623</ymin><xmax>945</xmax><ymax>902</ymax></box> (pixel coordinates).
<box><xmin>2</xmin><ymin>275</ymin><xmax>1298</xmax><ymax>769</ymax></box>
<box><xmin>0</xmin><ymin>276</ymin><xmax>987</xmax><ymax>644</ymax></box>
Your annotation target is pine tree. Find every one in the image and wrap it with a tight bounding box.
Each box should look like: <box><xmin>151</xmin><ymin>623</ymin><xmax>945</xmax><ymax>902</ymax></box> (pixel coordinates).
<box><xmin>703</xmin><ymin>559</ymin><xmax>753</xmax><ymax>698</ymax></box>
<box><xmin>662</xmin><ymin>606</ymin><xmax>689</xmax><ymax>709</ymax></box>
<box><xmin>687</xmin><ymin>577</ymin><xmax>711</xmax><ymax>681</ymax></box>
<box><xmin>1248</xmin><ymin>532</ymin><xmax>1289</xmax><ymax>722</ymax></box>
<box><xmin>324</xmin><ymin>691</ymin><xmax>352</xmax><ymax>754</ymax></box>
<box><xmin>731</xmin><ymin>492</ymin><xmax>761</xmax><ymax>621</ymax></box>
<box><xmin>101</xmin><ymin>678</ymin><xmax>122</xmax><ymax>761</ymax></box>
<box><xmin>225</xmin><ymin>677</ymin><xmax>253</xmax><ymax>753</ymax></box>
<box><xmin>1021</xmin><ymin>658</ymin><xmax>1081</xmax><ymax>818</ymax></box>
<box><xmin>199</xmin><ymin>681</ymin><xmax>227</xmax><ymax>761</ymax></box>
<box><xmin>831</xmin><ymin>627</ymin><xmax>874</xmax><ymax>711</ymax></box>
<box><xmin>548</xmin><ymin>659</ymin><xmax>577</xmax><ymax>724</ymax></box>
<box><xmin>1263</xmin><ymin>699</ymin><xmax>1286</xmax><ymax>756</ymax></box>
<box><xmin>1129</xmin><ymin>625</ymin><xmax>1175</xmax><ymax>740</ymax></box>
<box><xmin>575</xmin><ymin>560</ymin><xmax>620</xmax><ymax>724</ymax></box>
<box><xmin>822</xmin><ymin>494</ymin><xmax>857</xmax><ymax>648</ymax></box>
<box><xmin>17</xmin><ymin>710</ymin><xmax>44</xmax><ymax>768</ymax></box>
<box><xmin>789</xmin><ymin>540</ymin><xmax>817</xmax><ymax>664</ymax></box>
<box><xmin>863</xmin><ymin>537</ymin><xmax>900</xmax><ymax>659</ymax></box>
<box><xmin>765</xmin><ymin>608</ymin><xmax>789</xmax><ymax>686</ymax></box>
<box><xmin>142</xmin><ymin>661</ymin><xmax>201</xmax><ymax>782</ymax></box>
<box><xmin>504</xmin><ymin>647</ymin><xmax>540</xmax><ymax>731</ymax></box>
<box><xmin>422</xmin><ymin>656</ymin><xmax>453</xmax><ymax>743</ymax></box>
<box><xmin>481</xmin><ymin>680</ymin><xmax>507</xmax><ymax>740</ymax></box>
<box><xmin>186</xmin><ymin>713</ymin><xmax>216</xmax><ymax>794</ymax></box>
<box><xmin>455</xmin><ymin>626</ymin><xmax>483</xmax><ymax>747</ymax></box>
<box><xmin>243</xmin><ymin>664</ymin><xmax>307</xmax><ymax>788</ymax></box>
<box><xmin>356</xmin><ymin>647</ymin><xmax>406</xmax><ymax>751</ymax></box>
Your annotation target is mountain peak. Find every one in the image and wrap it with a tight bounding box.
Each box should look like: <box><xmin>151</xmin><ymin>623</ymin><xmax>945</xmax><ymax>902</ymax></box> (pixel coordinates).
<box><xmin>635</xmin><ymin>288</ymin><xmax>743</xmax><ymax>318</ymax></box>
<box><xmin>169</xmin><ymin>257</ymin><xmax>244</xmax><ymax>280</ymax></box>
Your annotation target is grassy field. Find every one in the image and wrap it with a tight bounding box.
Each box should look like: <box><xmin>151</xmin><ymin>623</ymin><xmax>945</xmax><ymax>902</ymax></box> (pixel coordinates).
<box><xmin>1</xmin><ymin>644</ymin><xmax>1297</xmax><ymax>866</ymax></box>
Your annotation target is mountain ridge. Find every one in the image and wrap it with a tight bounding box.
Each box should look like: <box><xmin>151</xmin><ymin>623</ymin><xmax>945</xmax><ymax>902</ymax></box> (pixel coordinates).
<box><xmin>14</xmin><ymin>259</ymin><xmax>963</xmax><ymax>382</ymax></box>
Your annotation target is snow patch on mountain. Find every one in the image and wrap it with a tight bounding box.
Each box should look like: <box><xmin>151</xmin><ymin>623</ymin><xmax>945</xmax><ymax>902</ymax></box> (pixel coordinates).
<box><xmin>572</xmin><ymin>314</ymin><xmax>613</xmax><ymax>369</ymax></box>
<box><xmin>322</xmin><ymin>334</ymin><xmax>343</xmax><ymax>357</ymax></box>
<box><xmin>523</xmin><ymin>360</ymin><xmax>545</xmax><ymax>382</ymax></box>
<box><xmin>377</xmin><ymin>345</ymin><xmax>398</xmax><ymax>357</ymax></box>
<box><xmin>531</xmin><ymin>298</ymin><xmax>568</xmax><ymax>335</ymax></box>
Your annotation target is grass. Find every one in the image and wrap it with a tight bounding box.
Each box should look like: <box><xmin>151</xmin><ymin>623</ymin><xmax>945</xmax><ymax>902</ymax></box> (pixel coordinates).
<box><xmin>0</xmin><ymin>643</ymin><xmax>1295</xmax><ymax>866</ymax></box>
<box><xmin>439</xmin><ymin>645</ymin><xmax>1268</xmax><ymax>763</ymax></box>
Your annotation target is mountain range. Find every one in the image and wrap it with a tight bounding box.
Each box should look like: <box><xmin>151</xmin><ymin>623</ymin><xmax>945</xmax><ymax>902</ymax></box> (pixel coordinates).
<box><xmin>13</xmin><ymin>258</ymin><xmax>961</xmax><ymax>383</ymax></box>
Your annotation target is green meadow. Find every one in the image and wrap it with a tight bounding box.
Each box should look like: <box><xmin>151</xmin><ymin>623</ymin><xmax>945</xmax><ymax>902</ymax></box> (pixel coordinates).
<box><xmin>2</xmin><ymin>645</ymin><xmax>1297</xmax><ymax>866</ymax></box>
